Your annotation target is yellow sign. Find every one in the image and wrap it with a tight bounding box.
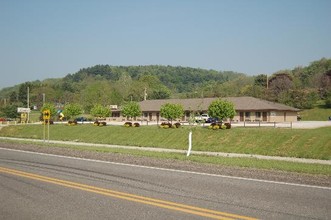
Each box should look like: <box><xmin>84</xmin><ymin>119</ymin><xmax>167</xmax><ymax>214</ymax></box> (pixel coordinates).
<box><xmin>43</xmin><ymin>110</ymin><xmax>51</xmax><ymax>120</ymax></box>
<box><xmin>21</xmin><ymin>113</ymin><xmax>27</xmax><ymax>123</ymax></box>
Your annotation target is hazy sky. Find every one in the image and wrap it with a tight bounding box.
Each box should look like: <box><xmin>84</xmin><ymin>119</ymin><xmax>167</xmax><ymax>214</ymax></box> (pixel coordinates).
<box><xmin>1</xmin><ymin>0</ymin><xmax>330</xmax><ymax>89</ymax></box>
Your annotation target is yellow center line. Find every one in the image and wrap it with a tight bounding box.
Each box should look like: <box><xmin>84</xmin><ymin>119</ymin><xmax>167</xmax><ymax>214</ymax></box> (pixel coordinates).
<box><xmin>0</xmin><ymin>166</ymin><xmax>257</xmax><ymax>220</ymax></box>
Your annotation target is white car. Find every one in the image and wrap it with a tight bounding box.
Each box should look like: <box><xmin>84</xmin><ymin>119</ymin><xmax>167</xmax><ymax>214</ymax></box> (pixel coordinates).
<box><xmin>194</xmin><ymin>114</ymin><xmax>209</xmax><ymax>122</ymax></box>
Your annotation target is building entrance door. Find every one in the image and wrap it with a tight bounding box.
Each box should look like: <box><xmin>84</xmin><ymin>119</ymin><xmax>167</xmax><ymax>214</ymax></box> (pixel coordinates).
<box><xmin>240</xmin><ymin>112</ymin><xmax>244</xmax><ymax>121</ymax></box>
<box><xmin>262</xmin><ymin>112</ymin><xmax>267</xmax><ymax>121</ymax></box>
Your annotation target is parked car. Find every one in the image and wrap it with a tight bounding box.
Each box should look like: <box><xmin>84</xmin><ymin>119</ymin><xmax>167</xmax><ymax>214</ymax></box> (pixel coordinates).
<box><xmin>75</xmin><ymin>117</ymin><xmax>88</xmax><ymax>122</ymax></box>
<box><xmin>206</xmin><ymin>117</ymin><xmax>220</xmax><ymax>123</ymax></box>
<box><xmin>194</xmin><ymin>114</ymin><xmax>209</xmax><ymax>122</ymax></box>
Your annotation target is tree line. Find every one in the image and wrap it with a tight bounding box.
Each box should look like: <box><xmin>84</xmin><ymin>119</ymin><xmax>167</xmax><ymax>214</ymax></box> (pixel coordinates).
<box><xmin>0</xmin><ymin>58</ymin><xmax>330</xmax><ymax>119</ymax></box>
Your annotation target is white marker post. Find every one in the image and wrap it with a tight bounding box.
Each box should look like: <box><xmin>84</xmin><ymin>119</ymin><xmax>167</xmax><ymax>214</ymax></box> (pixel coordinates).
<box><xmin>187</xmin><ymin>131</ymin><xmax>192</xmax><ymax>156</ymax></box>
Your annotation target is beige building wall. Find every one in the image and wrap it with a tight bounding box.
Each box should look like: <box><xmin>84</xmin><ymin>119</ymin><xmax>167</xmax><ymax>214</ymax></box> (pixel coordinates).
<box><xmin>269</xmin><ymin>111</ymin><xmax>297</xmax><ymax>122</ymax></box>
<box><xmin>109</xmin><ymin>110</ymin><xmax>297</xmax><ymax>123</ymax></box>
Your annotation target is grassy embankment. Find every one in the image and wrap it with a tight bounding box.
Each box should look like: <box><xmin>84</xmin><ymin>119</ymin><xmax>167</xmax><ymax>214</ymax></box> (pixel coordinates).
<box><xmin>1</xmin><ymin>124</ymin><xmax>330</xmax><ymax>160</ymax></box>
<box><xmin>0</xmin><ymin>124</ymin><xmax>330</xmax><ymax>175</ymax></box>
<box><xmin>299</xmin><ymin>100</ymin><xmax>331</xmax><ymax>121</ymax></box>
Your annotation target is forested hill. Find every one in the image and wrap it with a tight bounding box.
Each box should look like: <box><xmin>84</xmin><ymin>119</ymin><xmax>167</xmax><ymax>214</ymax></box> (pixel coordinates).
<box><xmin>64</xmin><ymin>65</ymin><xmax>245</xmax><ymax>93</ymax></box>
<box><xmin>0</xmin><ymin>58</ymin><xmax>331</xmax><ymax>114</ymax></box>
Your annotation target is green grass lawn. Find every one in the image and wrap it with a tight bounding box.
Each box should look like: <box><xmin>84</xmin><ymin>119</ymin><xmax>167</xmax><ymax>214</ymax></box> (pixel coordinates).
<box><xmin>300</xmin><ymin>108</ymin><xmax>331</xmax><ymax>121</ymax></box>
<box><xmin>1</xmin><ymin>124</ymin><xmax>330</xmax><ymax>160</ymax></box>
<box><xmin>300</xmin><ymin>101</ymin><xmax>331</xmax><ymax>121</ymax></box>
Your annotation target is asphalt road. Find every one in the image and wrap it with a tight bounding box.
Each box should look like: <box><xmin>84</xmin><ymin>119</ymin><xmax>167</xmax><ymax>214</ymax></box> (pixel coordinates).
<box><xmin>0</xmin><ymin>147</ymin><xmax>330</xmax><ymax>220</ymax></box>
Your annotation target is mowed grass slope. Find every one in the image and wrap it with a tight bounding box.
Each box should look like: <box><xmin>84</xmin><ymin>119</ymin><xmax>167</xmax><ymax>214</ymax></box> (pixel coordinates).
<box><xmin>300</xmin><ymin>108</ymin><xmax>331</xmax><ymax>121</ymax></box>
<box><xmin>1</xmin><ymin>124</ymin><xmax>330</xmax><ymax>160</ymax></box>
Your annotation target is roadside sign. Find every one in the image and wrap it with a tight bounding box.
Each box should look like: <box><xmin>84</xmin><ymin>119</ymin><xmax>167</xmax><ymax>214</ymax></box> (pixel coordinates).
<box><xmin>43</xmin><ymin>110</ymin><xmax>51</xmax><ymax>120</ymax></box>
<box><xmin>20</xmin><ymin>113</ymin><xmax>27</xmax><ymax>123</ymax></box>
<box><xmin>17</xmin><ymin>107</ymin><xmax>31</xmax><ymax>113</ymax></box>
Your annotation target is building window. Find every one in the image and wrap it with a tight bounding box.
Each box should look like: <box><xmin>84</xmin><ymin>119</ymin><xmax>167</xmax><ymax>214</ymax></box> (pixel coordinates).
<box><xmin>245</xmin><ymin>112</ymin><xmax>251</xmax><ymax>118</ymax></box>
<box><xmin>255</xmin><ymin>112</ymin><xmax>261</xmax><ymax>118</ymax></box>
<box><xmin>144</xmin><ymin>113</ymin><xmax>148</xmax><ymax>118</ymax></box>
<box><xmin>112</xmin><ymin>113</ymin><xmax>120</xmax><ymax>117</ymax></box>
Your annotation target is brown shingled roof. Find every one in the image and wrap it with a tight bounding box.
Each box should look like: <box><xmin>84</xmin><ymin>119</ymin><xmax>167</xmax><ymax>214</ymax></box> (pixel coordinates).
<box><xmin>138</xmin><ymin>96</ymin><xmax>300</xmax><ymax>112</ymax></box>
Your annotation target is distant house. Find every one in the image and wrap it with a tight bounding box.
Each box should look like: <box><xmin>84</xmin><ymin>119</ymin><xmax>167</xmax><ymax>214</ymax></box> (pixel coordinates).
<box><xmin>110</xmin><ymin>96</ymin><xmax>300</xmax><ymax>122</ymax></box>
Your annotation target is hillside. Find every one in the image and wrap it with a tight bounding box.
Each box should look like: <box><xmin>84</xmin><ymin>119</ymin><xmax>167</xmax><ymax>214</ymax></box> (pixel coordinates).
<box><xmin>0</xmin><ymin>58</ymin><xmax>330</xmax><ymax>117</ymax></box>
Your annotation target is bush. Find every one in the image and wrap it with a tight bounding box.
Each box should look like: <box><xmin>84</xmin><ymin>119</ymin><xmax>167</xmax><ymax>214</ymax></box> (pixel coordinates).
<box><xmin>124</xmin><ymin>122</ymin><xmax>132</xmax><ymax>127</ymax></box>
<box><xmin>212</xmin><ymin>125</ymin><xmax>219</xmax><ymax>130</ymax></box>
<box><xmin>68</xmin><ymin>120</ymin><xmax>77</xmax><ymax>126</ymax></box>
<box><xmin>99</xmin><ymin>122</ymin><xmax>107</xmax><ymax>126</ymax></box>
<box><xmin>160</xmin><ymin>122</ymin><xmax>176</xmax><ymax>128</ymax></box>
<box><xmin>160</xmin><ymin>122</ymin><xmax>181</xmax><ymax>128</ymax></box>
<box><xmin>133</xmin><ymin>122</ymin><xmax>140</xmax><ymax>127</ymax></box>
<box><xmin>209</xmin><ymin>122</ymin><xmax>228</xmax><ymax>130</ymax></box>
<box><xmin>224</xmin><ymin>122</ymin><xmax>231</xmax><ymax>129</ymax></box>
<box><xmin>174</xmin><ymin>122</ymin><xmax>181</xmax><ymax>128</ymax></box>
<box><xmin>93</xmin><ymin>121</ymin><xmax>107</xmax><ymax>126</ymax></box>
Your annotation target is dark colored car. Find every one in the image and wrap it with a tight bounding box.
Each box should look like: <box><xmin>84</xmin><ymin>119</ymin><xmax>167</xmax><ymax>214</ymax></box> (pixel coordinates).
<box><xmin>75</xmin><ymin>117</ymin><xmax>88</xmax><ymax>122</ymax></box>
<box><xmin>206</xmin><ymin>117</ymin><xmax>219</xmax><ymax>123</ymax></box>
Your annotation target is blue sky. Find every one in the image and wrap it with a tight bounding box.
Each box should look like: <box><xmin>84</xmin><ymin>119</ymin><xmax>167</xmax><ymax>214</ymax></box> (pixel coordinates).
<box><xmin>1</xmin><ymin>0</ymin><xmax>330</xmax><ymax>89</ymax></box>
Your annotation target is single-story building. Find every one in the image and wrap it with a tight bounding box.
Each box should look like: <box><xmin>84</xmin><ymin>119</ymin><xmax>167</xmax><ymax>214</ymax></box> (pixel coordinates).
<box><xmin>110</xmin><ymin>96</ymin><xmax>300</xmax><ymax>122</ymax></box>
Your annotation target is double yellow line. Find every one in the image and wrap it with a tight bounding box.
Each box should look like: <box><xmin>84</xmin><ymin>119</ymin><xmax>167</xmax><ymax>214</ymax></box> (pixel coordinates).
<box><xmin>0</xmin><ymin>166</ymin><xmax>256</xmax><ymax>220</ymax></box>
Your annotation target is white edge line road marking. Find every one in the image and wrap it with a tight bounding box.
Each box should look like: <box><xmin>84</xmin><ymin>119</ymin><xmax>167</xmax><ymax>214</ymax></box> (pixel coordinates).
<box><xmin>0</xmin><ymin>147</ymin><xmax>330</xmax><ymax>190</ymax></box>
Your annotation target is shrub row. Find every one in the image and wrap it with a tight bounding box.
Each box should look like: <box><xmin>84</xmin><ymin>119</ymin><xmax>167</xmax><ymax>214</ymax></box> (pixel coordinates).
<box><xmin>123</xmin><ymin>122</ymin><xmax>140</xmax><ymax>127</ymax></box>
<box><xmin>160</xmin><ymin>122</ymin><xmax>181</xmax><ymax>128</ymax></box>
<box><xmin>67</xmin><ymin>120</ymin><xmax>77</xmax><ymax>126</ymax></box>
<box><xmin>93</xmin><ymin>121</ymin><xmax>107</xmax><ymax>126</ymax></box>
<box><xmin>208</xmin><ymin>122</ymin><xmax>231</xmax><ymax>130</ymax></box>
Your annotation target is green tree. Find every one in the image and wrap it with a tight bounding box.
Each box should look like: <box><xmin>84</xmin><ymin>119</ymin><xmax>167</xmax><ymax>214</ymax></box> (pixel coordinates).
<box><xmin>0</xmin><ymin>104</ymin><xmax>19</xmax><ymax>119</ymax></box>
<box><xmin>254</xmin><ymin>74</ymin><xmax>267</xmax><ymax>87</ymax></box>
<box><xmin>63</xmin><ymin>103</ymin><xmax>83</xmax><ymax>120</ymax></box>
<box><xmin>160</xmin><ymin>103</ymin><xmax>184</xmax><ymax>124</ymax></box>
<box><xmin>208</xmin><ymin>99</ymin><xmax>236</xmax><ymax>121</ymax></box>
<box><xmin>81</xmin><ymin>80</ymin><xmax>113</xmax><ymax>112</ymax></box>
<box><xmin>18</xmin><ymin>82</ymin><xmax>33</xmax><ymax>106</ymax></box>
<box><xmin>278</xmin><ymin>90</ymin><xmax>318</xmax><ymax>109</ymax></box>
<box><xmin>150</xmin><ymin>86</ymin><xmax>171</xmax><ymax>99</ymax></box>
<box><xmin>90</xmin><ymin>104</ymin><xmax>111</xmax><ymax>119</ymax></box>
<box><xmin>121</xmin><ymin>102</ymin><xmax>141</xmax><ymax>120</ymax></box>
<box><xmin>9</xmin><ymin>91</ymin><xmax>18</xmax><ymax>103</ymax></box>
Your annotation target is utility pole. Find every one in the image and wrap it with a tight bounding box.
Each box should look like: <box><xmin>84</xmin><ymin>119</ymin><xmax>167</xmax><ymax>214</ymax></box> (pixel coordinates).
<box><xmin>27</xmin><ymin>87</ymin><xmax>30</xmax><ymax>123</ymax></box>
